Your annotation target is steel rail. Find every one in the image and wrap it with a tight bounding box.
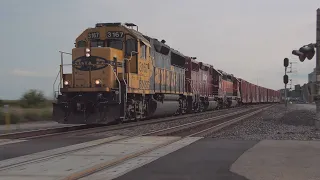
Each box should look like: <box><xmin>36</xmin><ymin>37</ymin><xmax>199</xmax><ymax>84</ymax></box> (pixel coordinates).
<box><xmin>0</xmin><ymin>104</ymin><xmax>260</xmax><ymax>140</ymax></box>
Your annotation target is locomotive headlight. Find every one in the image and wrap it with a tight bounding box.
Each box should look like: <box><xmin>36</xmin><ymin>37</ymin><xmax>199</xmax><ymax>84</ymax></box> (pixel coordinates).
<box><xmin>64</xmin><ymin>80</ymin><xmax>69</xmax><ymax>86</ymax></box>
<box><xmin>85</xmin><ymin>48</ymin><xmax>90</xmax><ymax>53</ymax></box>
<box><xmin>86</xmin><ymin>53</ymin><xmax>90</xmax><ymax>57</ymax></box>
<box><xmin>95</xmin><ymin>79</ymin><xmax>102</xmax><ymax>85</ymax></box>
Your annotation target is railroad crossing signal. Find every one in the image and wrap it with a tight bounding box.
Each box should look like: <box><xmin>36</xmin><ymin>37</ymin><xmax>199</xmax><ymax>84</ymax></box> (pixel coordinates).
<box><xmin>292</xmin><ymin>43</ymin><xmax>316</xmax><ymax>62</ymax></box>
<box><xmin>283</xmin><ymin>74</ymin><xmax>289</xmax><ymax>84</ymax></box>
<box><xmin>284</xmin><ymin>58</ymin><xmax>289</xmax><ymax>67</ymax></box>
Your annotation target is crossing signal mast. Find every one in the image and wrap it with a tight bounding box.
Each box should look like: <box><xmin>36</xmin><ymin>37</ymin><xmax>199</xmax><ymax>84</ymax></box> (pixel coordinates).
<box><xmin>291</xmin><ymin>8</ymin><xmax>320</xmax><ymax>129</ymax></box>
<box><xmin>283</xmin><ymin>58</ymin><xmax>289</xmax><ymax>107</ymax></box>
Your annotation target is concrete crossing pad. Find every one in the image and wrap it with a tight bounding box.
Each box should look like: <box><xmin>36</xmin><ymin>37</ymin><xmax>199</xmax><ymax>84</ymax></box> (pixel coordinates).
<box><xmin>80</xmin><ymin>137</ymin><xmax>202</xmax><ymax>180</ymax></box>
<box><xmin>231</xmin><ymin>140</ymin><xmax>320</xmax><ymax>180</ymax></box>
<box><xmin>0</xmin><ymin>136</ymin><xmax>202</xmax><ymax>180</ymax></box>
<box><xmin>0</xmin><ymin>135</ymin><xmax>127</xmax><ymax>170</ymax></box>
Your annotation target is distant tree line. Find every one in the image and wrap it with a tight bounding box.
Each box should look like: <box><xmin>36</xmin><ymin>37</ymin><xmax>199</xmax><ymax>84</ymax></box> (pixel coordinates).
<box><xmin>0</xmin><ymin>89</ymin><xmax>50</xmax><ymax>108</ymax></box>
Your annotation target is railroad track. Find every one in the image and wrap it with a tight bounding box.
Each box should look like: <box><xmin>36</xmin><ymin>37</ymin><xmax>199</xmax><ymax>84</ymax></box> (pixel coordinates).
<box><xmin>153</xmin><ymin>105</ymin><xmax>271</xmax><ymax>137</ymax></box>
<box><xmin>0</xmin><ymin>104</ymin><xmax>261</xmax><ymax>140</ymax></box>
<box><xmin>144</xmin><ymin>104</ymin><xmax>272</xmax><ymax>137</ymax></box>
<box><xmin>0</xmin><ymin>104</ymin><xmax>272</xmax><ymax>180</ymax></box>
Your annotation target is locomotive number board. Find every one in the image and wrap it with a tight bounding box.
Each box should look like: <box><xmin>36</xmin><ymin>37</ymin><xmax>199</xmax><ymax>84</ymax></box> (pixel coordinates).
<box><xmin>106</xmin><ymin>31</ymin><xmax>124</xmax><ymax>39</ymax></box>
<box><xmin>88</xmin><ymin>32</ymin><xmax>100</xmax><ymax>39</ymax></box>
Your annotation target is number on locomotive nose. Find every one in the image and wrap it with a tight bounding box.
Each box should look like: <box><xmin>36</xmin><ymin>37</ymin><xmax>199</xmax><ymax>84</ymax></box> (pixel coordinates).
<box><xmin>88</xmin><ymin>32</ymin><xmax>100</xmax><ymax>39</ymax></box>
<box><xmin>106</xmin><ymin>31</ymin><xmax>124</xmax><ymax>39</ymax></box>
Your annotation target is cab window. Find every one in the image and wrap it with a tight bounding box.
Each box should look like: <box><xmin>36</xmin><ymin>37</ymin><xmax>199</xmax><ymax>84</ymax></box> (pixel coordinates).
<box><xmin>107</xmin><ymin>39</ymin><xmax>123</xmax><ymax>50</ymax></box>
<box><xmin>140</xmin><ymin>41</ymin><xmax>146</xmax><ymax>59</ymax></box>
<box><xmin>125</xmin><ymin>39</ymin><xmax>137</xmax><ymax>56</ymax></box>
<box><xmin>77</xmin><ymin>41</ymin><xmax>86</xmax><ymax>47</ymax></box>
<box><xmin>90</xmin><ymin>40</ymin><xmax>104</xmax><ymax>47</ymax></box>
<box><xmin>90</xmin><ymin>39</ymin><xmax>123</xmax><ymax>50</ymax></box>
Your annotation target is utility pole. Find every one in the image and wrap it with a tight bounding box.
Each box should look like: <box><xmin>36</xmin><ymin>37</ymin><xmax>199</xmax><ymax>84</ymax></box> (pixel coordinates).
<box><xmin>315</xmin><ymin>8</ymin><xmax>320</xmax><ymax>129</ymax></box>
<box><xmin>284</xmin><ymin>58</ymin><xmax>289</xmax><ymax>107</ymax></box>
<box><xmin>291</xmin><ymin>9</ymin><xmax>320</xmax><ymax>129</ymax></box>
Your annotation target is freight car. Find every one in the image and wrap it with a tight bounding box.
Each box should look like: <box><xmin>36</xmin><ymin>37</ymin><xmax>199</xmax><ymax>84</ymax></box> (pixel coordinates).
<box><xmin>52</xmin><ymin>22</ymin><xmax>279</xmax><ymax>125</ymax></box>
<box><xmin>239</xmin><ymin>80</ymin><xmax>281</xmax><ymax>104</ymax></box>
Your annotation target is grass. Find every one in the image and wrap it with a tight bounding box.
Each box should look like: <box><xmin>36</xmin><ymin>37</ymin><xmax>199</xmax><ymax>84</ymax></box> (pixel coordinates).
<box><xmin>0</xmin><ymin>100</ymin><xmax>53</xmax><ymax>125</ymax></box>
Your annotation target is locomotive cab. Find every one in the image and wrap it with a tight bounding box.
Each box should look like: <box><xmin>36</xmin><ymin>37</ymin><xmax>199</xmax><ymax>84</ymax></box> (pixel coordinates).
<box><xmin>52</xmin><ymin>22</ymin><xmax>152</xmax><ymax>124</ymax></box>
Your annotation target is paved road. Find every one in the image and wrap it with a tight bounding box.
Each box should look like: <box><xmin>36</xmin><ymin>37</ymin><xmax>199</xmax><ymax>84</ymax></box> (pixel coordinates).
<box><xmin>114</xmin><ymin>138</ymin><xmax>258</xmax><ymax>180</ymax></box>
<box><xmin>0</xmin><ymin>121</ymin><xmax>74</xmax><ymax>134</ymax></box>
<box><xmin>0</xmin><ymin>133</ymin><xmax>106</xmax><ymax>161</ymax></box>
<box><xmin>2</xmin><ymin>136</ymin><xmax>320</xmax><ymax>180</ymax></box>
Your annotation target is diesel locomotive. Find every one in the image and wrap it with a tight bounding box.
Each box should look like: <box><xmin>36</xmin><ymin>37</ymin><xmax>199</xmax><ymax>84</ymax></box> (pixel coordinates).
<box><xmin>52</xmin><ymin>22</ymin><xmax>279</xmax><ymax>124</ymax></box>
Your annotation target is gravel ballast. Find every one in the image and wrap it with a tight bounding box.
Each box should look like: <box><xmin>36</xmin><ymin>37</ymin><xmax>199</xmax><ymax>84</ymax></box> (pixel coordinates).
<box><xmin>208</xmin><ymin>103</ymin><xmax>320</xmax><ymax>140</ymax></box>
<box><xmin>82</xmin><ymin>108</ymin><xmax>245</xmax><ymax>138</ymax></box>
<box><xmin>73</xmin><ymin>105</ymin><xmax>263</xmax><ymax>138</ymax></box>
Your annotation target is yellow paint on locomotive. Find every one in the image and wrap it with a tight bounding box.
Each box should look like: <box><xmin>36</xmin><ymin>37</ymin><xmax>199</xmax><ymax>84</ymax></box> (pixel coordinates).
<box><xmin>137</xmin><ymin>40</ymin><xmax>153</xmax><ymax>91</ymax></box>
<box><xmin>126</xmin><ymin>36</ymin><xmax>153</xmax><ymax>93</ymax></box>
<box><xmin>60</xmin><ymin>23</ymin><xmax>157</xmax><ymax>94</ymax></box>
<box><xmin>70</xmin><ymin>47</ymin><xmax>124</xmax><ymax>90</ymax></box>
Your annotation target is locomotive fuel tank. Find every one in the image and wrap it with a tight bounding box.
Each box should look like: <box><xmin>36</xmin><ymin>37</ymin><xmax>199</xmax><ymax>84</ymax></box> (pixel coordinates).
<box><xmin>147</xmin><ymin>94</ymin><xmax>180</xmax><ymax>117</ymax></box>
<box><xmin>228</xmin><ymin>99</ymin><xmax>238</xmax><ymax>107</ymax></box>
<box><xmin>205</xmin><ymin>97</ymin><xmax>218</xmax><ymax>110</ymax></box>
<box><xmin>206</xmin><ymin>100</ymin><xmax>218</xmax><ymax>110</ymax></box>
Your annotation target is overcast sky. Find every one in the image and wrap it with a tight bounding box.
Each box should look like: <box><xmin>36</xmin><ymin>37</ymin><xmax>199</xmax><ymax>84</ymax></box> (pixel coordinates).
<box><xmin>0</xmin><ymin>0</ymin><xmax>319</xmax><ymax>99</ymax></box>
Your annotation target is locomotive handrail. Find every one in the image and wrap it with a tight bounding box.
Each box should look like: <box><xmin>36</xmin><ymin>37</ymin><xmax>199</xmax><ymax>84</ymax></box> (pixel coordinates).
<box><xmin>186</xmin><ymin>78</ymin><xmax>197</xmax><ymax>95</ymax></box>
<box><xmin>53</xmin><ymin>69</ymin><xmax>61</xmax><ymax>98</ymax></box>
<box><xmin>107</xmin><ymin>64</ymin><xmax>121</xmax><ymax>104</ymax></box>
<box><xmin>121</xmin><ymin>51</ymin><xmax>138</xmax><ymax>118</ymax></box>
<box><xmin>57</xmin><ymin>63</ymin><xmax>121</xmax><ymax>104</ymax></box>
<box><xmin>59</xmin><ymin>51</ymin><xmax>72</xmax><ymax>92</ymax></box>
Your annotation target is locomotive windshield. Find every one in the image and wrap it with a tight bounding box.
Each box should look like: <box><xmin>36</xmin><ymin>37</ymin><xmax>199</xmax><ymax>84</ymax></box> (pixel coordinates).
<box><xmin>90</xmin><ymin>39</ymin><xmax>123</xmax><ymax>50</ymax></box>
<box><xmin>77</xmin><ymin>40</ymin><xmax>86</xmax><ymax>47</ymax></box>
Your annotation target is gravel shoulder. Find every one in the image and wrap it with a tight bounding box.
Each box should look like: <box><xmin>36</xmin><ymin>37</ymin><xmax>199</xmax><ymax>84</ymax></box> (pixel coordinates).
<box><xmin>208</xmin><ymin>103</ymin><xmax>320</xmax><ymax>140</ymax></box>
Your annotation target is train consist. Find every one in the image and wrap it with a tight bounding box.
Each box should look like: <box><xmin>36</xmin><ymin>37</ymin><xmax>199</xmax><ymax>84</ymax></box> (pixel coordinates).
<box><xmin>52</xmin><ymin>22</ymin><xmax>280</xmax><ymax>124</ymax></box>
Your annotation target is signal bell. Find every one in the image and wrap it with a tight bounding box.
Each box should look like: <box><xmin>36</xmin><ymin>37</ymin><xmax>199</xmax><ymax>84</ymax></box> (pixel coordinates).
<box><xmin>292</xmin><ymin>50</ymin><xmax>306</xmax><ymax>62</ymax></box>
<box><xmin>292</xmin><ymin>44</ymin><xmax>316</xmax><ymax>62</ymax></box>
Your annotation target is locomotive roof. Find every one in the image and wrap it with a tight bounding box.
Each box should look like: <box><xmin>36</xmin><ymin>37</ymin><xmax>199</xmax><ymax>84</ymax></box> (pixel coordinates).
<box><xmin>200</xmin><ymin>62</ymin><xmax>213</xmax><ymax>68</ymax></box>
<box><xmin>217</xmin><ymin>69</ymin><xmax>229</xmax><ymax>76</ymax></box>
<box><xmin>130</xmin><ymin>29</ymin><xmax>187</xmax><ymax>58</ymax></box>
<box><xmin>125</xmin><ymin>25</ymin><xmax>241</xmax><ymax>81</ymax></box>
<box><xmin>212</xmin><ymin>68</ymin><xmax>223</xmax><ymax>76</ymax></box>
<box><xmin>171</xmin><ymin>48</ymin><xmax>186</xmax><ymax>57</ymax></box>
<box><xmin>126</xmin><ymin>28</ymin><xmax>151</xmax><ymax>47</ymax></box>
<box><xmin>217</xmin><ymin>69</ymin><xmax>240</xmax><ymax>81</ymax></box>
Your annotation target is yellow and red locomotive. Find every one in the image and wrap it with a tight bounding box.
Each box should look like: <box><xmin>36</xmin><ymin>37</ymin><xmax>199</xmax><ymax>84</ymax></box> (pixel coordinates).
<box><xmin>52</xmin><ymin>22</ymin><xmax>279</xmax><ymax>124</ymax></box>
